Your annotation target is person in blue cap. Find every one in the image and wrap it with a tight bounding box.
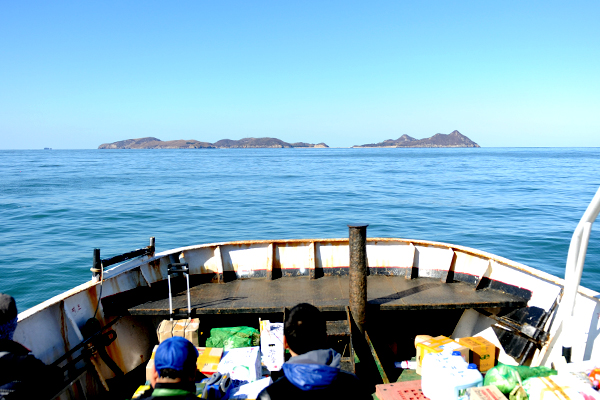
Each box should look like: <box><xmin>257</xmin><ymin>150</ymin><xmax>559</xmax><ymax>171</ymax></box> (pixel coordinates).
<box><xmin>139</xmin><ymin>336</ymin><xmax>199</xmax><ymax>399</ymax></box>
<box><xmin>258</xmin><ymin>303</ymin><xmax>370</xmax><ymax>400</ymax></box>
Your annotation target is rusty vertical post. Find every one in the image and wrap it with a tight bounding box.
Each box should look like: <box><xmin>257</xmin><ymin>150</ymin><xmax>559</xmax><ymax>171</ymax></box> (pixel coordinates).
<box><xmin>92</xmin><ymin>248</ymin><xmax>101</xmax><ymax>279</ymax></box>
<box><xmin>149</xmin><ymin>237</ymin><xmax>155</xmax><ymax>256</ymax></box>
<box><xmin>349</xmin><ymin>223</ymin><xmax>368</xmax><ymax>334</ymax></box>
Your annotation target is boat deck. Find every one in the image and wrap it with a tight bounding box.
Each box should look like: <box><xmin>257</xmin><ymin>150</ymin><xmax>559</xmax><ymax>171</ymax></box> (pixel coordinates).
<box><xmin>128</xmin><ymin>276</ymin><xmax>528</xmax><ymax>316</ymax></box>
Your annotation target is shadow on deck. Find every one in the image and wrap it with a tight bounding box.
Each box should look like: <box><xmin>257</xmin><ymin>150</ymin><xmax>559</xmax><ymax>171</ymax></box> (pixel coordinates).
<box><xmin>127</xmin><ymin>275</ymin><xmax>528</xmax><ymax>316</ymax></box>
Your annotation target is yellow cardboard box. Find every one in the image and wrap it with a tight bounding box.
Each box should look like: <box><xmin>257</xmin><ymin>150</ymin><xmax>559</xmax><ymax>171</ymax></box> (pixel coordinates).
<box><xmin>196</xmin><ymin>347</ymin><xmax>224</xmax><ymax>376</ymax></box>
<box><xmin>149</xmin><ymin>344</ymin><xmax>223</xmax><ymax>376</ymax></box>
<box><xmin>415</xmin><ymin>335</ymin><xmax>470</xmax><ymax>375</ymax></box>
<box><xmin>523</xmin><ymin>375</ymin><xmax>582</xmax><ymax>400</ymax></box>
<box><xmin>458</xmin><ymin>336</ymin><xmax>499</xmax><ymax>373</ymax></box>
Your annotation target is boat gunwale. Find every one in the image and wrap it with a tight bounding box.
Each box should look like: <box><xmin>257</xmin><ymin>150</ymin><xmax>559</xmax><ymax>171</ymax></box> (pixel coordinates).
<box><xmin>104</xmin><ymin>237</ymin><xmax>572</xmax><ymax>287</ymax></box>
<box><xmin>105</xmin><ymin>237</ymin><xmax>595</xmax><ymax>297</ymax></box>
<box><xmin>19</xmin><ymin>237</ymin><xmax>599</xmax><ymax>322</ymax></box>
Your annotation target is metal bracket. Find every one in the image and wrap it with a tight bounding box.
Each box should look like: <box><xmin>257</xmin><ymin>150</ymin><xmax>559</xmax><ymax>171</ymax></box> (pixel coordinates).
<box><xmin>92</xmin><ymin>237</ymin><xmax>155</xmax><ymax>278</ymax></box>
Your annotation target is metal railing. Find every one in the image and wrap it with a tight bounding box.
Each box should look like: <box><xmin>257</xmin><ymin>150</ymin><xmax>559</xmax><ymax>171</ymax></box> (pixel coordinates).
<box><xmin>560</xmin><ymin>186</ymin><xmax>600</xmax><ymax>362</ymax></box>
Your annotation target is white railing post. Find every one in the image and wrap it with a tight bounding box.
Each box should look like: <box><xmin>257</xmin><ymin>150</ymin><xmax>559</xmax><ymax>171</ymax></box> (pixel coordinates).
<box><xmin>560</xmin><ymin>186</ymin><xmax>600</xmax><ymax>362</ymax></box>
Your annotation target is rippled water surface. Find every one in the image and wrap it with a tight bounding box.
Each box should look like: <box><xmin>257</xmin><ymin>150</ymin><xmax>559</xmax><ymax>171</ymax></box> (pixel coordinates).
<box><xmin>1</xmin><ymin>148</ymin><xmax>599</xmax><ymax>311</ymax></box>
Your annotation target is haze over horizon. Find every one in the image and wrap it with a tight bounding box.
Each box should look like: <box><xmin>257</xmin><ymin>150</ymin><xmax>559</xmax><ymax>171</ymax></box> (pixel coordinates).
<box><xmin>1</xmin><ymin>1</ymin><xmax>599</xmax><ymax>149</ymax></box>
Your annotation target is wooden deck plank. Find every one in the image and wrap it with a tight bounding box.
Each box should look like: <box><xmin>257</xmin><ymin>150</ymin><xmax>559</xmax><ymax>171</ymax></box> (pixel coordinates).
<box><xmin>128</xmin><ymin>276</ymin><xmax>527</xmax><ymax>316</ymax></box>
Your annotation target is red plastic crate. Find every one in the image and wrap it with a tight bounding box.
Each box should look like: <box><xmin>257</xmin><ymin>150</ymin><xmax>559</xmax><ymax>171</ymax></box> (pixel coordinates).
<box><xmin>376</xmin><ymin>380</ymin><xmax>430</xmax><ymax>400</ymax></box>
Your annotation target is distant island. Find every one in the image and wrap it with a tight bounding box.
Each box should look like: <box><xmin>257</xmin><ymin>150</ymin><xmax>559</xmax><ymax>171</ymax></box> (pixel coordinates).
<box><xmin>98</xmin><ymin>137</ymin><xmax>329</xmax><ymax>149</ymax></box>
<box><xmin>354</xmin><ymin>130</ymin><xmax>480</xmax><ymax>148</ymax></box>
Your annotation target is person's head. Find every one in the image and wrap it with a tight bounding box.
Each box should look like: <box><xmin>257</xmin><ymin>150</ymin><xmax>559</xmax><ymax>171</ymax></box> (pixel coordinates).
<box><xmin>152</xmin><ymin>337</ymin><xmax>198</xmax><ymax>385</ymax></box>
<box><xmin>284</xmin><ymin>303</ymin><xmax>327</xmax><ymax>356</ymax></box>
<box><xmin>0</xmin><ymin>293</ymin><xmax>18</xmax><ymax>341</ymax></box>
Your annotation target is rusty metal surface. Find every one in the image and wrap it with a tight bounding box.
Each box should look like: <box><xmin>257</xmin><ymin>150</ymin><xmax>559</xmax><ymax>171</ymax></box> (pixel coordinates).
<box><xmin>128</xmin><ymin>275</ymin><xmax>528</xmax><ymax>316</ymax></box>
<box><xmin>366</xmin><ymin>330</ymin><xmax>390</xmax><ymax>384</ymax></box>
<box><xmin>266</xmin><ymin>243</ymin><xmax>274</xmax><ymax>280</ymax></box>
<box><xmin>349</xmin><ymin>225</ymin><xmax>368</xmax><ymax>334</ymax></box>
<box><xmin>309</xmin><ymin>242</ymin><xmax>316</xmax><ymax>280</ymax></box>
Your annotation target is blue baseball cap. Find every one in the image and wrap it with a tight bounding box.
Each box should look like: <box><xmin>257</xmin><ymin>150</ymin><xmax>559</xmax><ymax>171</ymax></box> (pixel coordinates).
<box><xmin>155</xmin><ymin>337</ymin><xmax>199</xmax><ymax>375</ymax></box>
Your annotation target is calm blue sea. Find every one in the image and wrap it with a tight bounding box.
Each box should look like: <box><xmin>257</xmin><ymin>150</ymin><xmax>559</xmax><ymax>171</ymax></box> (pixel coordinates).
<box><xmin>1</xmin><ymin>148</ymin><xmax>599</xmax><ymax>311</ymax></box>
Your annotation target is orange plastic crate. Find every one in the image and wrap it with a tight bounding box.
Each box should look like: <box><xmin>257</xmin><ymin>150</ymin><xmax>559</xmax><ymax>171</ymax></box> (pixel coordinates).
<box><xmin>376</xmin><ymin>380</ymin><xmax>430</xmax><ymax>400</ymax></box>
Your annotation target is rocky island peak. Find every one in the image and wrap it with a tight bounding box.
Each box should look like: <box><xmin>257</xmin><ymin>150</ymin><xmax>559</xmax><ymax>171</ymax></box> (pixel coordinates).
<box><xmin>354</xmin><ymin>130</ymin><xmax>479</xmax><ymax>148</ymax></box>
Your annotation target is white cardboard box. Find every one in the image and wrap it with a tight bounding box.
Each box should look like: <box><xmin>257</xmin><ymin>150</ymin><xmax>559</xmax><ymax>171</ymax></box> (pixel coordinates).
<box><xmin>217</xmin><ymin>346</ymin><xmax>262</xmax><ymax>383</ymax></box>
<box><xmin>260</xmin><ymin>320</ymin><xmax>284</xmax><ymax>372</ymax></box>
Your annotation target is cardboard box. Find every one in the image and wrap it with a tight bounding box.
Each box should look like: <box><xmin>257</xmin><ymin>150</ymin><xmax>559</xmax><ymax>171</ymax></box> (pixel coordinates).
<box><xmin>196</xmin><ymin>347</ymin><xmax>224</xmax><ymax>376</ymax></box>
<box><xmin>458</xmin><ymin>336</ymin><xmax>499</xmax><ymax>373</ymax></box>
<box><xmin>149</xmin><ymin>344</ymin><xmax>223</xmax><ymax>376</ymax></box>
<box><xmin>522</xmin><ymin>376</ymin><xmax>576</xmax><ymax>400</ymax></box>
<box><xmin>259</xmin><ymin>320</ymin><xmax>284</xmax><ymax>371</ymax></box>
<box><xmin>145</xmin><ymin>357</ymin><xmax>155</xmax><ymax>382</ymax></box>
<box><xmin>217</xmin><ymin>346</ymin><xmax>262</xmax><ymax>383</ymax></box>
<box><xmin>469</xmin><ymin>385</ymin><xmax>507</xmax><ymax>400</ymax></box>
<box><xmin>524</xmin><ymin>374</ymin><xmax>600</xmax><ymax>400</ymax></box>
<box><xmin>415</xmin><ymin>335</ymin><xmax>470</xmax><ymax>375</ymax></box>
<box><xmin>157</xmin><ymin>318</ymin><xmax>200</xmax><ymax>346</ymax></box>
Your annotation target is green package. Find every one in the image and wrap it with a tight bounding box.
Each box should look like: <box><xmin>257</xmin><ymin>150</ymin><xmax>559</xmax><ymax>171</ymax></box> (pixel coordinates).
<box><xmin>205</xmin><ymin>326</ymin><xmax>260</xmax><ymax>350</ymax></box>
<box><xmin>483</xmin><ymin>363</ymin><xmax>557</xmax><ymax>394</ymax></box>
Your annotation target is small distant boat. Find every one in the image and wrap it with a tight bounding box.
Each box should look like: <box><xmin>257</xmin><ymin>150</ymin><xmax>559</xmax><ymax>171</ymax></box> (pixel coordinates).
<box><xmin>14</xmin><ymin>187</ymin><xmax>600</xmax><ymax>399</ymax></box>
<box><xmin>44</xmin><ymin>148</ymin><xmax>52</xmax><ymax>150</ymax></box>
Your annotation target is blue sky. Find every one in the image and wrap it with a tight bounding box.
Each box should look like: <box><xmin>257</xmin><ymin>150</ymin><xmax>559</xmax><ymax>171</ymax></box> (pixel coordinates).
<box><xmin>1</xmin><ymin>1</ymin><xmax>598</xmax><ymax>148</ymax></box>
